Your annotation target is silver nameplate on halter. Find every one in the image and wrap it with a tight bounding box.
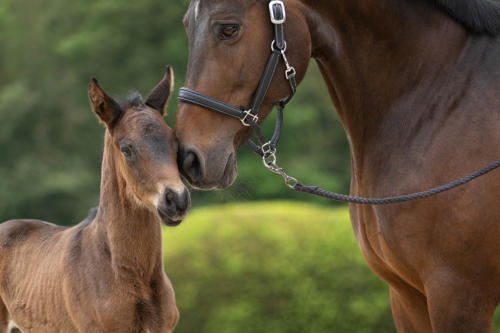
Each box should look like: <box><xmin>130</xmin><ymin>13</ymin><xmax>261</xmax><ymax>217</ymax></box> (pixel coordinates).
<box><xmin>269</xmin><ymin>0</ymin><xmax>286</xmax><ymax>24</ymax></box>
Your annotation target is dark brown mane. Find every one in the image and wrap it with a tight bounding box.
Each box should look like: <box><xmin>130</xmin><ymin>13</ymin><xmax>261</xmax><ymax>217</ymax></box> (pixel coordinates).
<box><xmin>432</xmin><ymin>0</ymin><xmax>500</xmax><ymax>35</ymax></box>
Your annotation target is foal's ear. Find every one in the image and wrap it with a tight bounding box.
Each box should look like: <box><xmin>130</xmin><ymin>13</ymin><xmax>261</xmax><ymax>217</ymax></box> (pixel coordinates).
<box><xmin>145</xmin><ymin>65</ymin><xmax>174</xmax><ymax>116</ymax></box>
<box><xmin>88</xmin><ymin>78</ymin><xmax>122</xmax><ymax>128</ymax></box>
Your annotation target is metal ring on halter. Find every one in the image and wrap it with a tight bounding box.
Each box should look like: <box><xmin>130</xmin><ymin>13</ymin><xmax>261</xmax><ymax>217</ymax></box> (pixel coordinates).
<box><xmin>240</xmin><ymin>109</ymin><xmax>258</xmax><ymax>127</ymax></box>
<box><xmin>263</xmin><ymin>153</ymin><xmax>277</xmax><ymax>168</ymax></box>
<box><xmin>271</xmin><ymin>40</ymin><xmax>287</xmax><ymax>52</ymax></box>
<box><xmin>261</xmin><ymin>141</ymin><xmax>275</xmax><ymax>158</ymax></box>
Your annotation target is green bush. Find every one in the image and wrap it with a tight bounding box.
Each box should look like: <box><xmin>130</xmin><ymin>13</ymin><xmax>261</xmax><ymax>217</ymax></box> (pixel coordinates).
<box><xmin>163</xmin><ymin>202</ymin><xmax>395</xmax><ymax>333</ymax></box>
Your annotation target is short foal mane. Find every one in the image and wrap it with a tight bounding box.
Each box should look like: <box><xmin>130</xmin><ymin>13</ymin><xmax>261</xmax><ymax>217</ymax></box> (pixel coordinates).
<box><xmin>118</xmin><ymin>92</ymin><xmax>144</xmax><ymax>110</ymax></box>
<box><xmin>432</xmin><ymin>0</ymin><xmax>500</xmax><ymax>35</ymax></box>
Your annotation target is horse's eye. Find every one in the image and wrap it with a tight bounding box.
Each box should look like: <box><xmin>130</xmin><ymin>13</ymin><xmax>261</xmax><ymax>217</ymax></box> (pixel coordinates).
<box><xmin>120</xmin><ymin>145</ymin><xmax>135</xmax><ymax>162</ymax></box>
<box><xmin>217</xmin><ymin>24</ymin><xmax>240</xmax><ymax>40</ymax></box>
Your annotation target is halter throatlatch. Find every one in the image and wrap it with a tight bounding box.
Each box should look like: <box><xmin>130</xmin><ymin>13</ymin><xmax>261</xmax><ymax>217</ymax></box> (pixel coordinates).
<box><xmin>178</xmin><ymin>1</ymin><xmax>500</xmax><ymax>204</ymax></box>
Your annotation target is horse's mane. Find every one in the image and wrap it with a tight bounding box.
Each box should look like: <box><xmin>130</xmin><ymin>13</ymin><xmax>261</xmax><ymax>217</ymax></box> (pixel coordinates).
<box><xmin>433</xmin><ymin>0</ymin><xmax>500</xmax><ymax>35</ymax></box>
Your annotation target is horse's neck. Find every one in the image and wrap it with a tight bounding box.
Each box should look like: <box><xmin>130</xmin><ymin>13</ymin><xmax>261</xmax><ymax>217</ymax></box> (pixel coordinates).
<box><xmin>92</xmin><ymin>132</ymin><xmax>163</xmax><ymax>277</ymax></box>
<box><xmin>301</xmin><ymin>0</ymin><xmax>473</xmax><ymax>177</ymax></box>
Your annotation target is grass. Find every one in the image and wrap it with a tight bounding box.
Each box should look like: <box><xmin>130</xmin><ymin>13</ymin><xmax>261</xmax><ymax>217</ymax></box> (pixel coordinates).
<box><xmin>162</xmin><ymin>201</ymin><xmax>500</xmax><ymax>332</ymax></box>
<box><xmin>162</xmin><ymin>201</ymin><xmax>395</xmax><ymax>332</ymax></box>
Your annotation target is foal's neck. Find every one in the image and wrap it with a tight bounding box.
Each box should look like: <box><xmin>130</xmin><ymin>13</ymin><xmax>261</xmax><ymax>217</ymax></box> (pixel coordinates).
<box><xmin>93</xmin><ymin>131</ymin><xmax>163</xmax><ymax>277</ymax></box>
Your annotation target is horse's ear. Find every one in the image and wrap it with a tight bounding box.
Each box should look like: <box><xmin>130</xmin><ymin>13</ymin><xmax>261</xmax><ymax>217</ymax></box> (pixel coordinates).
<box><xmin>145</xmin><ymin>65</ymin><xmax>174</xmax><ymax>116</ymax></box>
<box><xmin>88</xmin><ymin>78</ymin><xmax>122</xmax><ymax>128</ymax></box>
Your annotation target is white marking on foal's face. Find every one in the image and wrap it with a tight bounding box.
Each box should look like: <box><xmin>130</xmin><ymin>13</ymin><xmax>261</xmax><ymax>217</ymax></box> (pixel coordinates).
<box><xmin>149</xmin><ymin>183</ymin><xmax>186</xmax><ymax>211</ymax></box>
<box><xmin>150</xmin><ymin>192</ymin><xmax>162</xmax><ymax>211</ymax></box>
<box><xmin>8</xmin><ymin>321</ymin><xmax>19</xmax><ymax>332</ymax></box>
<box><xmin>194</xmin><ymin>0</ymin><xmax>200</xmax><ymax>21</ymax></box>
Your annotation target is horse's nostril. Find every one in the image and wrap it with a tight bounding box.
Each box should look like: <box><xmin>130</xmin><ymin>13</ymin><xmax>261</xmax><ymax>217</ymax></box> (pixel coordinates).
<box><xmin>181</xmin><ymin>148</ymin><xmax>203</xmax><ymax>182</ymax></box>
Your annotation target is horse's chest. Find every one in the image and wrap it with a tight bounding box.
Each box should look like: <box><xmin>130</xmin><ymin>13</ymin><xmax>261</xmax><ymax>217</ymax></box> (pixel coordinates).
<box><xmin>350</xmin><ymin>206</ymin><xmax>424</xmax><ymax>289</ymax></box>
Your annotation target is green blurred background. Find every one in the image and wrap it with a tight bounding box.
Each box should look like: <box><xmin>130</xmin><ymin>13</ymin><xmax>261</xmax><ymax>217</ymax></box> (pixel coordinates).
<box><xmin>2</xmin><ymin>1</ymin><xmax>499</xmax><ymax>332</ymax></box>
<box><xmin>0</xmin><ymin>0</ymin><xmax>350</xmax><ymax>223</ymax></box>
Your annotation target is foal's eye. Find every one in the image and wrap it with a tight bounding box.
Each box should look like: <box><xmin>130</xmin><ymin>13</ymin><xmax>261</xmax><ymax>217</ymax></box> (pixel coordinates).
<box><xmin>216</xmin><ymin>24</ymin><xmax>240</xmax><ymax>40</ymax></box>
<box><xmin>120</xmin><ymin>145</ymin><xmax>135</xmax><ymax>162</ymax></box>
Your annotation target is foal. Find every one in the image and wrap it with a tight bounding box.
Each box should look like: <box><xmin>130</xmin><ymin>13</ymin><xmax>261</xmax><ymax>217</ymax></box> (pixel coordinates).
<box><xmin>0</xmin><ymin>66</ymin><xmax>189</xmax><ymax>332</ymax></box>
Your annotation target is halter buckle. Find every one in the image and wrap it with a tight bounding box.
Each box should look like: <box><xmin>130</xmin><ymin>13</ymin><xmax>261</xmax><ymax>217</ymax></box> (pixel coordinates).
<box><xmin>269</xmin><ymin>1</ymin><xmax>286</xmax><ymax>24</ymax></box>
<box><xmin>240</xmin><ymin>109</ymin><xmax>259</xmax><ymax>127</ymax></box>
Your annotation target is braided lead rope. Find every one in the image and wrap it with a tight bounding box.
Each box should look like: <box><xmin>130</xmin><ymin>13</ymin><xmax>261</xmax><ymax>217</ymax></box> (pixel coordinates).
<box><xmin>291</xmin><ymin>159</ymin><xmax>500</xmax><ymax>205</ymax></box>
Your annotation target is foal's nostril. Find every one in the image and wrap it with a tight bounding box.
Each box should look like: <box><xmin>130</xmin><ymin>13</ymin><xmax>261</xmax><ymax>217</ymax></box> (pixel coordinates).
<box><xmin>179</xmin><ymin>189</ymin><xmax>191</xmax><ymax>212</ymax></box>
<box><xmin>164</xmin><ymin>190</ymin><xmax>176</xmax><ymax>213</ymax></box>
<box><xmin>163</xmin><ymin>189</ymin><xmax>190</xmax><ymax>217</ymax></box>
<box><xmin>181</xmin><ymin>148</ymin><xmax>204</xmax><ymax>182</ymax></box>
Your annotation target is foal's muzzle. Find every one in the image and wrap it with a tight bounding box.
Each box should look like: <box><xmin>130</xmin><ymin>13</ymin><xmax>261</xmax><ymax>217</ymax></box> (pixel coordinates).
<box><xmin>157</xmin><ymin>188</ymin><xmax>191</xmax><ymax>226</ymax></box>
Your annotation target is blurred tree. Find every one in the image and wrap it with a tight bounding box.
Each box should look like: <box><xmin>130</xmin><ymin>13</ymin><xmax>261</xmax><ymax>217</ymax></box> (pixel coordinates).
<box><xmin>0</xmin><ymin>0</ymin><xmax>190</xmax><ymax>224</ymax></box>
<box><xmin>0</xmin><ymin>0</ymin><xmax>350</xmax><ymax>225</ymax></box>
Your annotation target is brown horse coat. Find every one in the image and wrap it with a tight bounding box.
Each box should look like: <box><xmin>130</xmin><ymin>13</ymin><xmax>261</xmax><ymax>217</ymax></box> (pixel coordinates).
<box><xmin>176</xmin><ymin>0</ymin><xmax>500</xmax><ymax>331</ymax></box>
<box><xmin>0</xmin><ymin>67</ymin><xmax>188</xmax><ymax>332</ymax></box>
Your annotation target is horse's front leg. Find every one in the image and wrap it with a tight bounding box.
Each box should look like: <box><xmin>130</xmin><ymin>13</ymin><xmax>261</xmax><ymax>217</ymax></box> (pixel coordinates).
<box><xmin>389</xmin><ymin>285</ymin><xmax>432</xmax><ymax>332</ymax></box>
<box><xmin>426</xmin><ymin>275</ymin><xmax>496</xmax><ymax>333</ymax></box>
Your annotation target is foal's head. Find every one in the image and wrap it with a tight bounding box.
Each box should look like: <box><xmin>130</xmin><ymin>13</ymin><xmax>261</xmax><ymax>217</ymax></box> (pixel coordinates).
<box><xmin>88</xmin><ymin>66</ymin><xmax>190</xmax><ymax>226</ymax></box>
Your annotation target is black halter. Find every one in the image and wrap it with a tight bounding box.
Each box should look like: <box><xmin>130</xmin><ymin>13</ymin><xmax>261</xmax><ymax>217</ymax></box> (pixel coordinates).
<box><xmin>178</xmin><ymin>0</ymin><xmax>296</xmax><ymax>159</ymax></box>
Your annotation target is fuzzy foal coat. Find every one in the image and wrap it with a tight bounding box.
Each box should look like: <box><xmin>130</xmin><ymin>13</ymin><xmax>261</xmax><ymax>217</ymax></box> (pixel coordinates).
<box><xmin>0</xmin><ymin>133</ymin><xmax>179</xmax><ymax>332</ymax></box>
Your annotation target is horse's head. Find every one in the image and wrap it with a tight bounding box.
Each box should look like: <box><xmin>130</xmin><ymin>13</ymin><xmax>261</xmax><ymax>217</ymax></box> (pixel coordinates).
<box><xmin>176</xmin><ymin>0</ymin><xmax>311</xmax><ymax>190</ymax></box>
<box><xmin>88</xmin><ymin>67</ymin><xmax>190</xmax><ymax>226</ymax></box>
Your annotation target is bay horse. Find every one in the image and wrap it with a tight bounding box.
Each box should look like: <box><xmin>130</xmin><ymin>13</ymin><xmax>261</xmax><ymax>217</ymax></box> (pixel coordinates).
<box><xmin>0</xmin><ymin>66</ymin><xmax>189</xmax><ymax>332</ymax></box>
<box><xmin>175</xmin><ymin>0</ymin><xmax>500</xmax><ymax>331</ymax></box>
